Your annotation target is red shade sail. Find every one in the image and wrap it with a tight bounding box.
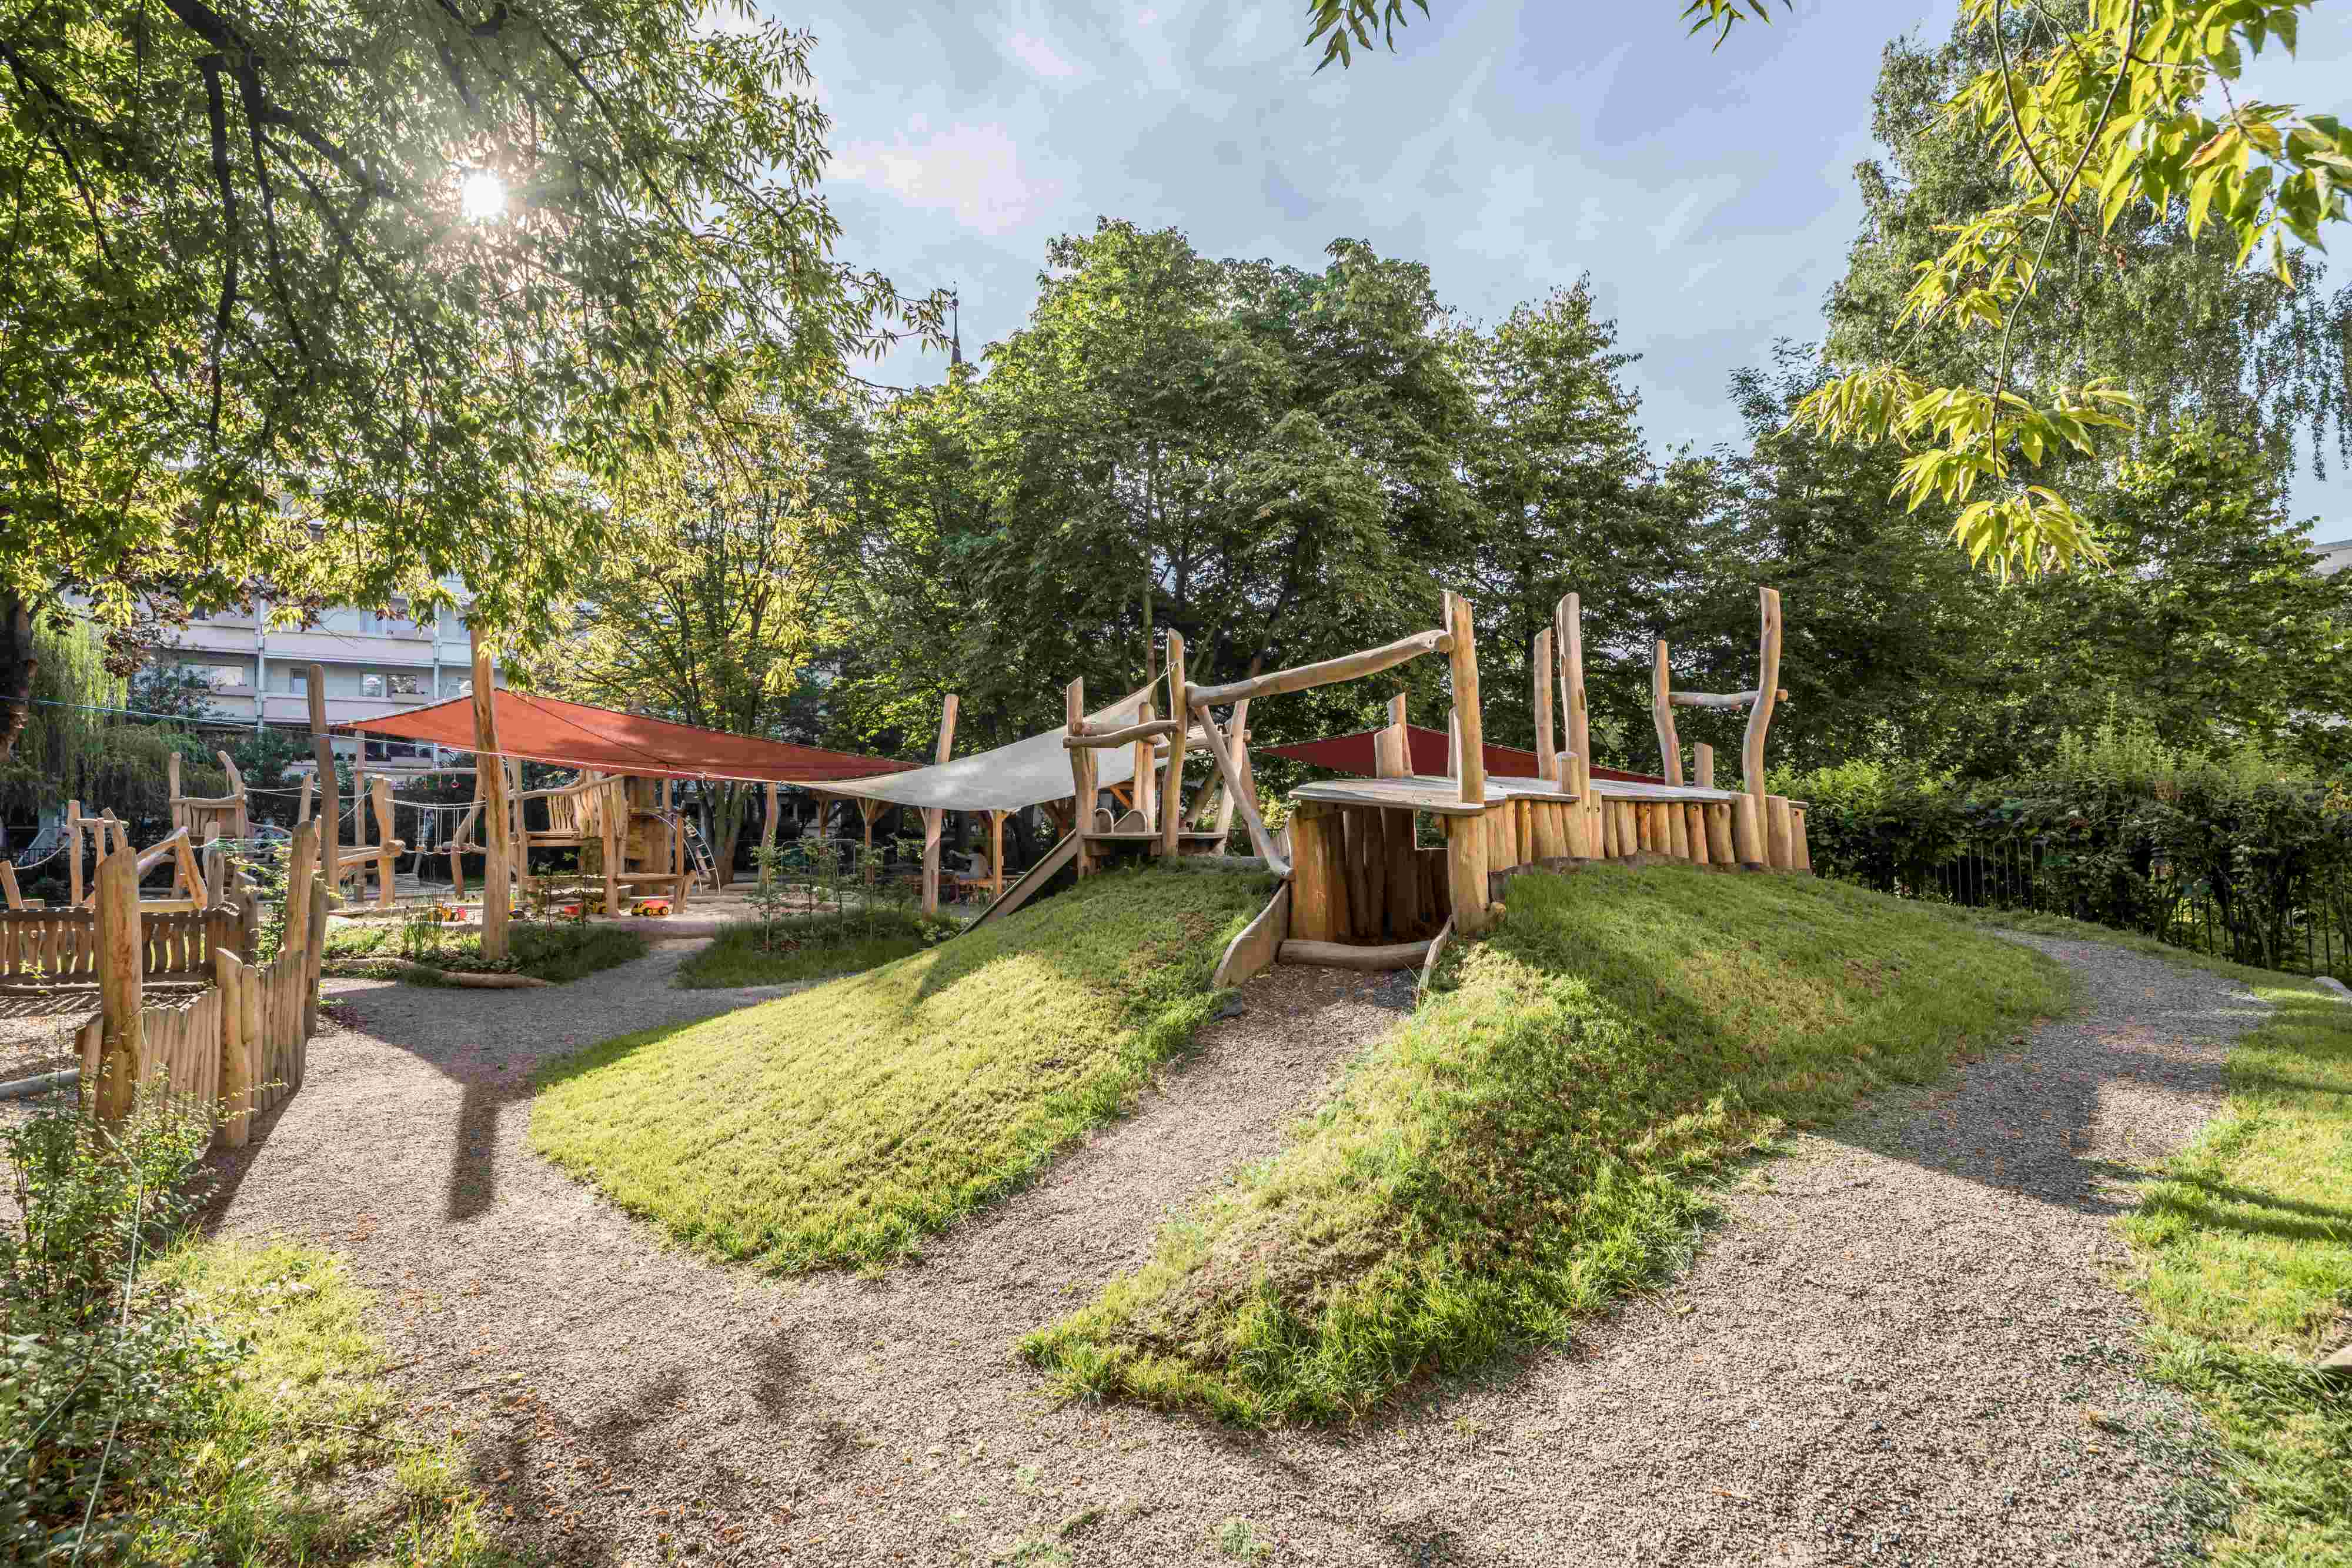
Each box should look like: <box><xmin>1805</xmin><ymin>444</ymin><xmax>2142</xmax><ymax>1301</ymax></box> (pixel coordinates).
<box><xmin>1263</xmin><ymin>725</ymin><xmax>1666</xmax><ymax>786</ymax></box>
<box><xmin>338</xmin><ymin>690</ymin><xmax>918</xmax><ymax>785</ymax></box>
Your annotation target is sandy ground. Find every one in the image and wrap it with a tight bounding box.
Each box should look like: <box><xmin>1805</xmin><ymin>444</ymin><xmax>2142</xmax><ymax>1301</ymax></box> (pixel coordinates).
<box><xmin>200</xmin><ymin>931</ymin><xmax>2262</xmax><ymax>1567</ymax></box>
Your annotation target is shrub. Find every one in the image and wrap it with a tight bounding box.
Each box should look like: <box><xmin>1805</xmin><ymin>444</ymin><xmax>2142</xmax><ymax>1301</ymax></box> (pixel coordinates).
<box><xmin>1</xmin><ymin>1092</ymin><xmax>233</xmax><ymax>1560</ymax></box>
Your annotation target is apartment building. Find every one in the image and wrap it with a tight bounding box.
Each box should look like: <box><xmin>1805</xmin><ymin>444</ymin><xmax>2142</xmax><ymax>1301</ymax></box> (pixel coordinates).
<box><xmin>153</xmin><ymin>594</ymin><xmax>505</xmax><ymax>773</ymax></box>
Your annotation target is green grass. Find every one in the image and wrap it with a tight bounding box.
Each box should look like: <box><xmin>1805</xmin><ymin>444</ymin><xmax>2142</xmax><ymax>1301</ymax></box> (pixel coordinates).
<box><xmin>1021</xmin><ymin>864</ymin><xmax>2070</xmax><ymax>1425</ymax></box>
<box><xmin>673</xmin><ymin>910</ymin><xmax>938</xmax><ymax>988</ymax></box>
<box><xmin>1950</xmin><ymin>907</ymin><xmax>2352</xmax><ymax>1564</ymax></box>
<box><xmin>135</xmin><ymin>1239</ymin><xmax>520</xmax><ymax>1565</ymax></box>
<box><xmin>530</xmin><ymin>865</ymin><xmax>1273</xmax><ymax>1272</ymax></box>
<box><xmin>322</xmin><ymin>920</ymin><xmax>649</xmax><ymax>984</ymax></box>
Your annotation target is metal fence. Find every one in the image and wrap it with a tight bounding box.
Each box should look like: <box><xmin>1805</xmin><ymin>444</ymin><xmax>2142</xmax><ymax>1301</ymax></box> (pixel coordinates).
<box><xmin>1917</xmin><ymin>834</ymin><xmax>2351</xmax><ymax>984</ymax></box>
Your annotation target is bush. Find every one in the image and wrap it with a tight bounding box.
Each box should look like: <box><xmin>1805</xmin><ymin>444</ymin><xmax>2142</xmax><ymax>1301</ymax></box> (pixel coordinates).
<box><xmin>1</xmin><ymin>1092</ymin><xmax>234</xmax><ymax>1560</ymax></box>
<box><xmin>322</xmin><ymin>920</ymin><xmax>649</xmax><ymax>984</ymax></box>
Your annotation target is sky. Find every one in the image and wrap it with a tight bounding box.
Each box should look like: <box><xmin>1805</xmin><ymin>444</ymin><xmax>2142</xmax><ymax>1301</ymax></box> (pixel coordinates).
<box><xmin>758</xmin><ymin>0</ymin><xmax>2352</xmax><ymax>531</ymax></box>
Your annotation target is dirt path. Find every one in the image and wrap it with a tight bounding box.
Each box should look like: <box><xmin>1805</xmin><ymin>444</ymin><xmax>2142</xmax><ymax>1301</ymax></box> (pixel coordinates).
<box><xmin>207</xmin><ymin>933</ymin><xmax>2262</xmax><ymax>1567</ymax></box>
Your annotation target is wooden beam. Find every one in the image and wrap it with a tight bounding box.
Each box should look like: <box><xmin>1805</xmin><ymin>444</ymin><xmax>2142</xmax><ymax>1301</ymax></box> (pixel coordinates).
<box><xmin>1376</xmin><ymin>692</ymin><xmax>1409</xmax><ymax>780</ymax></box>
<box><xmin>1279</xmin><ymin>938</ymin><xmax>1434</xmax><ymax>972</ymax></box>
<box><xmin>1213</xmin><ymin>697</ymin><xmax>1252</xmax><ymax>839</ymax></box>
<box><xmin>1063</xmin><ymin>718</ymin><xmax>1182</xmax><ymax>749</ymax></box>
<box><xmin>1742</xmin><ymin>587</ymin><xmax>1783</xmax><ymax>869</ymax></box>
<box><xmin>1161</xmin><ymin>631</ymin><xmax>1187</xmax><ymax>862</ymax></box>
<box><xmin>1065</xmin><ymin>677</ymin><xmax>1093</xmax><ymax>875</ymax></box>
<box><xmin>923</xmin><ymin>693</ymin><xmax>958</xmax><ymax>918</ymax></box>
<box><xmin>1534</xmin><ymin>628</ymin><xmax>1557</xmax><ymax>790</ymax></box>
<box><xmin>1559</xmin><ymin>594</ymin><xmax>1595</xmax><ymax>856</ymax></box>
<box><xmin>1652</xmin><ymin>638</ymin><xmax>1683</xmax><ymax>785</ymax></box>
<box><xmin>1214</xmin><ymin>884</ymin><xmax>1289</xmax><ymax>988</ymax></box>
<box><xmin>1192</xmin><ymin>700</ymin><xmax>1287</xmax><ymax>876</ymax></box>
<box><xmin>308</xmin><ymin>664</ymin><xmax>338</xmax><ymax>901</ymax></box>
<box><xmin>1670</xmin><ymin>688</ymin><xmax>1790</xmax><ymax>710</ymax></box>
<box><xmin>469</xmin><ymin>629</ymin><xmax>509</xmax><ymax>961</ymax></box>
<box><xmin>0</xmin><ymin>862</ymin><xmax>18</xmax><ymax>911</ymax></box>
<box><xmin>168</xmin><ymin>751</ymin><xmax>183</xmax><ymax>834</ymax></box>
<box><xmin>1446</xmin><ymin>593</ymin><xmax>1484</xmax><ymax>807</ymax></box>
<box><xmin>1188</xmin><ymin>627</ymin><xmax>1451</xmax><ymax>710</ymax></box>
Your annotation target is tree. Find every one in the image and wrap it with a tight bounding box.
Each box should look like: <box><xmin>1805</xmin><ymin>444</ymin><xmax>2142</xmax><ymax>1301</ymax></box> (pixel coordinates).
<box><xmin>1301</xmin><ymin>1</ymin><xmax>2352</xmax><ymax>577</ymax></box>
<box><xmin>560</xmin><ymin>409</ymin><xmax>833</xmax><ymax>882</ymax></box>
<box><xmin>2</xmin><ymin>0</ymin><xmax>940</xmax><ymax>760</ymax></box>
<box><xmin>128</xmin><ymin>657</ymin><xmax>223</xmax><ymax>725</ymax></box>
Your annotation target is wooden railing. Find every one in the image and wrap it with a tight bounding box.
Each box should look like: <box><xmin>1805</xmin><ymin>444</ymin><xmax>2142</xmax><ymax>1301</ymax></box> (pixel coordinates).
<box><xmin>1</xmin><ymin>905</ymin><xmax>249</xmax><ymax>986</ymax></box>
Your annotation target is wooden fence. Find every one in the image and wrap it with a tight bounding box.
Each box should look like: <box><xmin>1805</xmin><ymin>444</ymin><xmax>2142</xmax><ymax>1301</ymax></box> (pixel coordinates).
<box><xmin>81</xmin><ymin>822</ymin><xmax>324</xmax><ymax>1145</ymax></box>
<box><xmin>2</xmin><ymin>905</ymin><xmax>250</xmax><ymax>987</ymax></box>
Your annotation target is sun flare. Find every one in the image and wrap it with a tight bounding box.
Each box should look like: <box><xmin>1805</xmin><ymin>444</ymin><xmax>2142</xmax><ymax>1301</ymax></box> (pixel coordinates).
<box><xmin>460</xmin><ymin>169</ymin><xmax>506</xmax><ymax>222</ymax></box>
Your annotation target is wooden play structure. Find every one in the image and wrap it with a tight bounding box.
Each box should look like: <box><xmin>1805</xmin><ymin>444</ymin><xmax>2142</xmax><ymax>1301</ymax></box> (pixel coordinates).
<box><xmin>300</xmin><ymin>770</ymin><xmax>406</xmax><ymax>908</ymax></box>
<box><xmin>8</xmin><ymin>820</ymin><xmax>326</xmax><ymax>1147</ymax></box>
<box><xmin>58</xmin><ymin>804</ymin><xmax>208</xmax><ymax>913</ymax></box>
<box><xmin>1190</xmin><ymin>585</ymin><xmax>1810</xmax><ymax>988</ymax></box>
<box><xmin>442</xmin><ymin>768</ymin><xmax>691</xmax><ymax>918</ymax></box>
<box><xmin>166</xmin><ymin>748</ymin><xmax>250</xmax><ymax>842</ymax></box>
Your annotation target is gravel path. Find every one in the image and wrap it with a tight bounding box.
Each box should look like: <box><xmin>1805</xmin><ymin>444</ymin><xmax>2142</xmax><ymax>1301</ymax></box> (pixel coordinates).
<box><xmin>205</xmin><ymin>931</ymin><xmax>2263</xmax><ymax>1567</ymax></box>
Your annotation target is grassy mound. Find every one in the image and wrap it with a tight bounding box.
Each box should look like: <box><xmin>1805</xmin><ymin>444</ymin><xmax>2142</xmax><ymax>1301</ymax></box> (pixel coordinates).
<box><xmin>530</xmin><ymin>867</ymin><xmax>1272</xmax><ymax>1272</ymax></box>
<box><xmin>322</xmin><ymin>921</ymin><xmax>648</xmax><ymax>984</ymax></box>
<box><xmin>1023</xmin><ymin>865</ymin><xmax>2070</xmax><ymax>1425</ymax></box>
<box><xmin>673</xmin><ymin>909</ymin><xmax>940</xmax><ymax>989</ymax></box>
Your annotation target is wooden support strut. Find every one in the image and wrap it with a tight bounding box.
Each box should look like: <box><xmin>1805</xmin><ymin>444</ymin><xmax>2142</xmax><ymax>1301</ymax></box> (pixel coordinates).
<box><xmin>469</xmin><ymin>629</ymin><xmax>510</xmax><ymax>960</ymax></box>
<box><xmin>1559</xmin><ymin>594</ymin><xmax>1596</xmax><ymax>858</ymax></box>
<box><xmin>923</xmin><ymin>694</ymin><xmax>958</xmax><ymax>918</ymax></box>
<box><xmin>1447</xmin><ymin>591</ymin><xmax>1484</xmax><ymax>810</ymax></box>
<box><xmin>1192</xmin><ymin>698</ymin><xmax>1287</xmax><ymax>877</ymax></box>
<box><xmin>308</xmin><ymin>664</ymin><xmax>338</xmax><ymax>904</ymax></box>
<box><xmin>1161</xmin><ymin>630</ymin><xmax>1188</xmax><ymax>862</ymax></box>
<box><xmin>1741</xmin><ymin>588</ymin><xmax>1783</xmax><ymax>871</ymax></box>
<box><xmin>1652</xmin><ymin>637</ymin><xmax>1683</xmax><ymax>786</ymax></box>
<box><xmin>1065</xmin><ymin>678</ymin><xmax>1094</xmax><ymax>876</ymax></box>
<box><xmin>1188</xmin><ymin>627</ymin><xmax>1451</xmax><ymax>711</ymax></box>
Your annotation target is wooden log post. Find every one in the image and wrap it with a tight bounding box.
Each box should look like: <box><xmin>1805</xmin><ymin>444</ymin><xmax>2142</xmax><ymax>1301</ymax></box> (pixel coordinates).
<box><xmin>1289</xmin><ymin>804</ymin><xmax>1335</xmax><ymax>942</ymax></box>
<box><xmin>1215</xmin><ymin>697</ymin><xmax>1253</xmax><ymax>840</ymax></box>
<box><xmin>308</xmin><ymin>665</ymin><xmax>339</xmax><ymax>904</ymax></box>
<box><xmin>1161</xmin><ymin>632</ymin><xmax>1187</xmax><ymax>861</ymax></box>
<box><xmin>1445</xmin><ymin>812</ymin><xmax>1490</xmax><ymax>935</ymax></box>
<box><xmin>923</xmin><ymin>694</ymin><xmax>958</xmax><ymax>918</ymax></box>
<box><xmin>1792</xmin><ymin>804</ymin><xmax>1813</xmax><ymax>872</ymax></box>
<box><xmin>1559</xmin><ymin>594</ymin><xmax>1598</xmax><ymax>858</ymax></box>
<box><xmin>990</xmin><ymin>811</ymin><xmax>1007</xmax><ymax>898</ymax></box>
<box><xmin>468</xmin><ymin>629</ymin><xmax>510</xmax><ymax>960</ymax></box>
<box><xmin>1667</xmin><ymin>798</ymin><xmax>1690</xmax><ymax>860</ymax></box>
<box><xmin>93</xmin><ymin>847</ymin><xmax>143</xmax><ymax>1125</ymax></box>
<box><xmin>1386</xmin><ymin>807</ymin><xmax>1421</xmax><ymax>935</ymax></box>
<box><xmin>1741</xmin><ymin>587</ymin><xmax>1783</xmax><ymax>874</ymax></box>
<box><xmin>1652</xmin><ymin>638</ymin><xmax>1683</xmax><ymax>785</ymax></box>
<box><xmin>67</xmin><ymin>801</ymin><xmax>83</xmax><ymax>907</ymax></box>
<box><xmin>1534</xmin><ymin>628</ymin><xmax>1557</xmax><ymax>788</ymax></box>
<box><xmin>1685</xmin><ymin>802</ymin><xmax>1710</xmax><ymax>867</ymax></box>
<box><xmin>1375</xmin><ymin>693</ymin><xmax>1409</xmax><ymax>780</ymax></box>
<box><xmin>1446</xmin><ymin>591</ymin><xmax>1484</xmax><ymax>810</ymax></box>
<box><xmin>1192</xmin><ymin>700</ymin><xmax>1287</xmax><ymax>875</ymax></box>
<box><xmin>216</xmin><ymin>948</ymin><xmax>252</xmax><ymax>1148</ymax></box>
<box><xmin>1768</xmin><ymin>795</ymin><xmax>1796</xmax><ymax>871</ymax></box>
<box><xmin>1065</xmin><ymin>678</ymin><xmax>1093</xmax><ymax>875</ymax></box>
<box><xmin>168</xmin><ymin>751</ymin><xmax>185</xmax><ymax>835</ymax></box>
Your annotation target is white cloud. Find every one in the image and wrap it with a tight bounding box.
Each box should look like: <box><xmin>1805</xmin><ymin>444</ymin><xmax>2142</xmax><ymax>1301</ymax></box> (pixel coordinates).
<box><xmin>1007</xmin><ymin>31</ymin><xmax>1081</xmax><ymax>81</ymax></box>
<box><xmin>834</xmin><ymin>120</ymin><xmax>1065</xmax><ymax>238</ymax></box>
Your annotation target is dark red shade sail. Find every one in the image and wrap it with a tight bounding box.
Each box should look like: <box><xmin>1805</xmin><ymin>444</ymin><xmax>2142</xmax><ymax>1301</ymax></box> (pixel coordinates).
<box><xmin>339</xmin><ymin>690</ymin><xmax>918</xmax><ymax>785</ymax></box>
<box><xmin>1262</xmin><ymin>725</ymin><xmax>1666</xmax><ymax>786</ymax></box>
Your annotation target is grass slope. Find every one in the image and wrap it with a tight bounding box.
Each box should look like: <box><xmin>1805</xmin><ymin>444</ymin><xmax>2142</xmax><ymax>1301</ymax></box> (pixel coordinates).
<box><xmin>1023</xmin><ymin>865</ymin><xmax>2070</xmax><ymax>1424</ymax></box>
<box><xmin>673</xmin><ymin>910</ymin><xmax>936</xmax><ymax>989</ymax></box>
<box><xmin>530</xmin><ymin>866</ymin><xmax>1271</xmax><ymax>1272</ymax></box>
<box><xmin>139</xmin><ymin>1240</ymin><xmax>516</xmax><ymax>1564</ymax></box>
<box><xmin>1956</xmin><ymin>910</ymin><xmax>2352</xmax><ymax>1564</ymax></box>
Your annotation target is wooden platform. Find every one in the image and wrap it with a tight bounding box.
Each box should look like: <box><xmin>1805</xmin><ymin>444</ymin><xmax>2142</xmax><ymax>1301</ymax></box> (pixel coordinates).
<box><xmin>1081</xmin><ymin>831</ymin><xmax>1233</xmax><ymax>845</ymax></box>
<box><xmin>1589</xmin><ymin>778</ymin><xmax>1752</xmax><ymax>804</ymax></box>
<box><xmin>1287</xmin><ymin>775</ymin><xmax>1579</xmax><ymax>816</ymax></box>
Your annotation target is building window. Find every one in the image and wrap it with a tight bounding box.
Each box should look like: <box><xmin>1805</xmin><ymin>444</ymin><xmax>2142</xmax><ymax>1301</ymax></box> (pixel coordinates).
<box><xmin>208</xmin><ymin>664</ymin><xmax>251</xmax><ymax>690</ymax></box>
<box><xmin>283</xmin><ymin>670</ymin><xmax>309</xmax><ymax>696</ymax></box>
<box><xmin>360</xmin><ymin>604</ymin><xmax>419</xmax><ymax>637</ymax></box>
<box><xmin>359</xmin><ymin>673</ymin><xmax>386</xmax><ymax>699</ymax></box>
<box><xmin>387</xmin><ymin>673</ymin><xmax>426</xmax><ymax>699</ymax></box>
<box><xmin>442</xmin><ymin>676</ymin><xmax>473</xmax><ymax>698</ymax></box>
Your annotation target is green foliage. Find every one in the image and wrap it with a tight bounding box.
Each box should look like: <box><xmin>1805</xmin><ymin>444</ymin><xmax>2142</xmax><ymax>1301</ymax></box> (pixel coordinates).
<box><xmin>530</xmin><ymin>867</ymin><xmax>1269</xmax><ymax>1271</ymax></box>
<box><xmin>674</xmin><ymin>911</ymin><xmax>937</xmax><ymax>989</ymax></box>
<box><xmin>1023</xmin><ymin>866</ymin><xmax>2067</xmax><ymax>1424</ymax></box>
<box><xmin>1</xmin><ymin>1092</ymin><xmax>229</xmax><ymax>1560</ymax></box>
<box><xmin>4</xmin><ymin>0</ymin><xmax>940</xmax><ymax>668</ymax></box>
<box><xmin>322</xmin><ymin>920</ymin><xmax>649</xmax><ymax>984</ymax></box>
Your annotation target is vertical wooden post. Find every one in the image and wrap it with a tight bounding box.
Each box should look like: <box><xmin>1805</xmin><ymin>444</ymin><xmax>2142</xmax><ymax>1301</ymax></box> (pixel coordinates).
<box><xmin>1742</xmin><ymin>587</ymin><xmax>1783</xmax><ymax>872</ymax></box>
<box><xmin>1694</xmin><ymin>743</ymin><xmax>1715</xmax><ymax>790</ymax></box>
<box><xmin>469</xmin><ymin>629</ymin><xmax>509</xmax><ymax>961</ymax></box>
<box><xmin>1376</xmin><ymin>693</ymin><xmax>1409</xmax><ymax>780</ymax></box>
<box><xmin>1445</xmin><ymin>813</ymin><xmax>1489</xmax><ymax>935</ymax></box>
<box><xmin>1792</xmin><ymin>804</ymin><xmax>1812</xmax><ymax>872</ymax></box>
<box><xmin>1534</xmin><ymin>628</ymin><xmax>1557</xmax><ymax>790</ymax></box>
<box><xmin>308</xmin><ymin>665</ymin><xmax>338</xmax><ymax>902</ymax></box>
<box><xmin>1652</xmin><ymin>638</ymin><xmax>1683</xmax><ymax>785</ymax></box>
<box><xmin>923</xmin><ymin>694</ymin><xmax>958</xmax><ymax>918</ymax></box>
<box><xmin>67</xmin><ymin>803</ymin><xmax>83</xmax><ymax>907</ymax></box>
<box><xmin>1161</xmin><ymin>631</ymin><xmax>1187</xmax><ymax>860</ymax></box>
<box><xmin>1214</xmin><ymin>697</ymin><xmax>1252</xmax><ymax>839</ymax></box>
<box><xmin>216</xmin><ymin>947</ymin><xmax>251</xmax><ymax>1148</ymax></box>
<box><xmin>1445</xmin><ymin>708</ymin><xmax>1461</xmax><ymax>782</ymax></box>
<box><xmin>1558</xmin><ymin>594</ymin><xmax>1596</xmax><ymax>858</ymax></box>
<box><xmin>1447</xmin><ymin>591</ymin><xmax>1484</xmax><ymax>808</ymax></box>
<box><xmin>1768</xmin><ymin>795</ymin><xmax>1796</xmax><ymax>871</ymax></box>
<box><xmin>168</xmin><ymin>751</ymin><xmax>185</xmax><ymax>834</ymax></box>
<box><xmin>1065</xmin><ymin>678</ymin><xmax>1092</xmax><ymax>875</ymax></box>
<box><xmin>1289</xmin><ymin>804</ymin><xmax>1334</xmax><ymax>942</ymax></box>
<box><xmin>1130</xmin><ymin>698</ymin><xmax>1157</xmax><ymax>830</ymax></box>
<box><xmin>603</xmin><ymin>778</ymin><xmax>622</xmax><ymax>916</ymax></box>
<box><xmin>93</xmin><ymin>848</ymin><xmax>142</xmax><ymax>1125</ymax></box>
<box><xmin>990</xmin><ymin>811</ymin><xmax>1007</xmax><ymax>897</ymax></box>
<box><xmin>302</xmin><ymin>872</ymin><xmax>326</xmax><ymax>1052</ymax></box>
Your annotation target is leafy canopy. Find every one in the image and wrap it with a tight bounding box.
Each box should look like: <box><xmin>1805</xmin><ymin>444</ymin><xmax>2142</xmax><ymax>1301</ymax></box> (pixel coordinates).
<box><xmin>1298</xmin><ymin>0</ymin><xmax>2348</xmax><ymax>578</ymax></box>
<box><xmin>3</xmin><ymin>0</ymin><xmax>937</xmax><ymax>648</ymax></box>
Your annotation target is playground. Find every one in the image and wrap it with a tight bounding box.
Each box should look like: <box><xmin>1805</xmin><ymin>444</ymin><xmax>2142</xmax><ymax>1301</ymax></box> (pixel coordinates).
<box><xmin>13</xmin><ymin>586</ymin><xmax>2346</xmax><ymax>1566</ymax></box>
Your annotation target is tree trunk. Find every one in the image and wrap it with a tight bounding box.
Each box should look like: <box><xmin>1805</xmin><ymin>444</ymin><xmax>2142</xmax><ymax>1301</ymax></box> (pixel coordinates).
<box><xmin>0</xmin><ymin>596</ymin><xmax>35</xmax><ymax>765</ymax></box>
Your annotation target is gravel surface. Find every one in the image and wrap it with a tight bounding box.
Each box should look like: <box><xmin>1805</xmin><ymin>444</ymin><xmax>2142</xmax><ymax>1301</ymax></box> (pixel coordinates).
<box><xmin>203</xmin><ymin>930</ymin><xmax>2264</xmax><ymax>1567</ymax></box>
